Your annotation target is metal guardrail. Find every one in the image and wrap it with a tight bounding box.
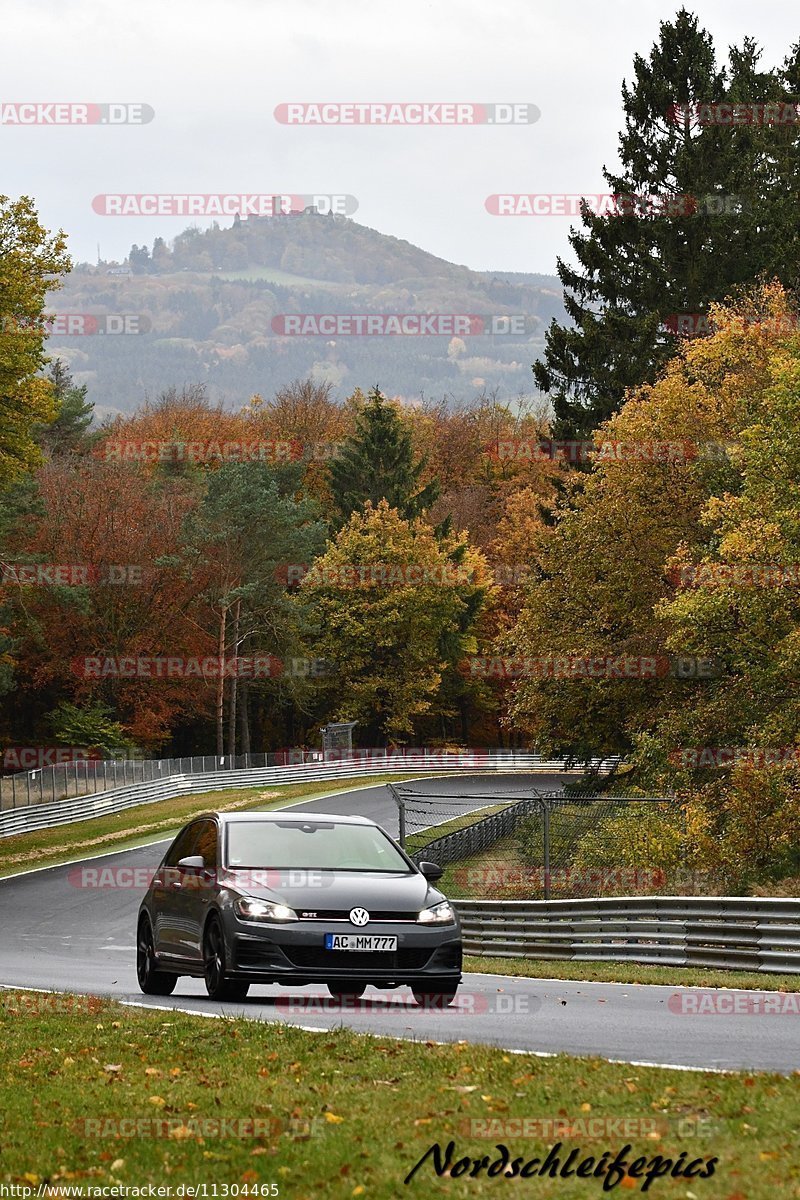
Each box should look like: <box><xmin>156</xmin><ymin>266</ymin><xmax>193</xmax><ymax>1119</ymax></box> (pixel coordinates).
<box><xmin>454</xmin><ymin>897</ymin><xmax>800</xmax><ymax>974</ymax></box>
<box><xmin>0</xmin><ymin>749</ymin><xmax>620</xmax><ymax>813</ymax></box>
<box><xmin>0</xmin><ymin>753</ymin><xmax>608</xmax><ymax>838</ymax></box>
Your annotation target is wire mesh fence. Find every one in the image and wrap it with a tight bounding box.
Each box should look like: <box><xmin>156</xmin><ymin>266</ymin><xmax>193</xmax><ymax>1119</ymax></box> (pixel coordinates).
<box><xmin>0</xmin><ymin>754</ymin><xmax>254</xmax><ymax>811</ymax></box>
<box><xmin>390</xmin><ymin>782</ymin><xmax>686</xmax><ymax>899</ymax></box>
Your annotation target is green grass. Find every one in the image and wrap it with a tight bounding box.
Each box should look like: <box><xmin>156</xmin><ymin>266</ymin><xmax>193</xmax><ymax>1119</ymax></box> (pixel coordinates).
<box><xmin>465</xmin><ymin>956</ymin><xmax>800</xmax><ymax>992</ymax></box>
<box><xmin>0</xmin><ymin>774</ymin><xmax>421</xmax><ymax>879</ymax></box>
<box><xmin>1</xmin><ymin>992</ymin><xmax>798</xmax><ymax>1196</ymax></box>
<box><xmin>406</xmin><ymin>805</ymin><xmax>507</xmax><ymax>856</ymax></box>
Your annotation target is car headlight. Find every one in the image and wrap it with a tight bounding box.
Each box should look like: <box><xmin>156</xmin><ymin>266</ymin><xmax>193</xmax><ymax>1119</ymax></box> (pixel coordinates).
<box><xmin>235</xmin><ymin>897</ymin><xmax>298</xmax><ymax>922</ymax></box>
<box><xmin>417</xmin><ymin>901</ymin><xmax>455</xmax><ymax>925</ymax></box>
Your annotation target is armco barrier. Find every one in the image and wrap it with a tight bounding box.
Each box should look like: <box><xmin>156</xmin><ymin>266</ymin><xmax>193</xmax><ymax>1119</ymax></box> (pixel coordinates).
<box><xmin>0</xmin><ymin>754</ymin><xmax>612</xmax><ymax>838</ymax></box>
<box><xmin>454</xmin><ymin>896</ymin><xmax>800</xmax><ymax>974</ymax></box>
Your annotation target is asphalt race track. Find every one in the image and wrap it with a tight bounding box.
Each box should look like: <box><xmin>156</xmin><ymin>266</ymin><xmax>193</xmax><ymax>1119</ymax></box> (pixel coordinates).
<box><xmin>0</xmin><ymin>773</ymin><xmax>797</xmax><ymax>1074</ymax></box>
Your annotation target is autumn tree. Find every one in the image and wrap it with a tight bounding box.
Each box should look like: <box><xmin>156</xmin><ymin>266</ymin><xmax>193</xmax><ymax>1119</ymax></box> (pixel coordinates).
<box><xmin>301</xmin><ymin>500</ymin><xmax>492</xmax><ymax>743</ymax></box>
<box><xmin>534</xmin><ymin>12</ymin><xmax>800</xmax><ymax>436</ymax></box>
<box><xmin>653</xmin><ymin>283</ymin><xmax>800</xmax><ymax>759</ymax></box>
<box><xmin>2</xmin><ymin>459</ymin><xmax>205</xmax><ymax>748</ymax></box>
<box><xmin>0</xmin><ymin>195</ymin><xmax>70</xmax><ymax>489</ymax></box>
<box><xmin>506</xmin><ymin>287</ymin><xmax>783</xmax><ymax>757</ymax></box>
<box><xmin>328</xmin><ymin>388</ymin><xmax>439</xmax><ymax>526</ymax></box>
<box><xmin>177</xmin><ymin>461</ymin><xmax>326</xmax><ymax>754</ymax></box>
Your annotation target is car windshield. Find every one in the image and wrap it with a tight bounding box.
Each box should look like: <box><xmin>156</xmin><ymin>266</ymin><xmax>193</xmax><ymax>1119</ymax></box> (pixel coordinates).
<box><xmin>225</xmin><ymin>820</ymin><xmax>412</xmax><ymax>872</ymax></box>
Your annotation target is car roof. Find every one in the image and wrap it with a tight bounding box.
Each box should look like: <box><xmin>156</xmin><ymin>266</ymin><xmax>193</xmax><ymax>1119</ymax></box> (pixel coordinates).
<box><xmin>193</xmin><ymin>810</ymin><xmax>378</xmax><ymax>827</ymax></box>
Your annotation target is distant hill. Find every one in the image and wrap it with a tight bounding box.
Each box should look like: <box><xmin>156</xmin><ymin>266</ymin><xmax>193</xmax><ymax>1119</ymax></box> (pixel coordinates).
<box><xmin>47</xmin><ymin>214</ymin><xmax>566</xmax><ymax>416</ymax></box>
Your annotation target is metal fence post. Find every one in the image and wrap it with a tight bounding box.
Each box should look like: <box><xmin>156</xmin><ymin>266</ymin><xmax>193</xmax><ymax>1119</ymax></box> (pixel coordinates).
<box><xmin>387</xmin><ymin>783</ymin><xmax>405</xmax><ymax>846</ymax></box>
<box><xmin>542</xmin><ymin>798</ymin><xmax>551</xmax><ymax>901</ymax></box>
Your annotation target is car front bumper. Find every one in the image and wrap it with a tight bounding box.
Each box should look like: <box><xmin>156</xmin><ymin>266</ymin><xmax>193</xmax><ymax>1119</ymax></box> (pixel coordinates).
<box><xmin>223</xmin><ymin>914</ymin><xmax>462</xmax><ymax>984</ymax></box>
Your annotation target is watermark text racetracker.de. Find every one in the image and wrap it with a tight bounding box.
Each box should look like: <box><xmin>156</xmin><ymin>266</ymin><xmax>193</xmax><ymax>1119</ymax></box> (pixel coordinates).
<box><xmin>275</xmin><ymin>991</ymin><xmax>540</xmax><ymax>1015</ymax></box>
<box><xmin>662</xmin><ymin>312</ymin><xmax>800</xmax><ymax>337</ymax></box>
<box><xmin>669</xmin><ymin>990</ymin><xmax>800</xmax><ymax>1015</ymax></box>
<box><xmin>70</xmin><ymin>656</ymin><xmax>331</xmax><ymax>680</ymax></box>
<box><xmin>486</xmin><ymin>192</ymin><xmax>746</xmax><ymax>217</ymax></box>
<box><xmin>91</xmin><ymin>194</ymin><xmax>357</xmax><ymax>216</ymax></box>
<box><xmin>0</xmin><ymin>314</ymin><xmax>151</xmax><ymax>336</ymax></box>
<box><xmin>461</xmin><ymin>654</ymin><xmax>719</xmax><ymax>680</ymax></box>
<box><xmin>67</xmin><ymin>866</ymin><xmax>335</xmax><ymax>891</ymax></box>
<box><xmin>453</xmin><ymin>865</ymin><xmax>667</xmax><ymax>892</ymax></box>
<box><xmin>669</xmin><ymin>746</ymin><xmax>800</xmax><ymax>769</ymax></box>
<box><xmin>461</xmin><ymin>1115</ymin><xmax>717</xmax><ymax>1140</ymax></box>
<box><xmin>1</xmin><ymin>564</ymin><xmax>142</xmax><ymax>586</ymax></box>
<box><xmin>0</xmin><ymin>102</ymin><xmax>153</xmax><ymax>125</ymax></box>
<box><xmin>96</xmin><ymin>439</ymin><xmax>338</xmax><ymax>464</ymax></box>
<box><xmin>668</xmin><ymin>101</ymin><xmax>800</xmax><ymax>126</ymax></box>
<box><xmin>277</xmin><ymin>562</ymin><xmax>473</xmax><ymax>587</ymax></box>
<box><xmin>75</xmin><ymin>1115</ymin><xmax>319</xmax><ymax>1139</ymax></box>
<box><xmin>485</xmin><ymin>438</ymin><xmax>708</xmax><ymax>464</ymax></box>
<box><xmin>668</xmin><ymin>562</ymin><xmax>800</xmax><ymax>588</ymax></box>
<box><xmin>2</xmin><ymin>746</ymin><xmax>100</xmax><ymax>770</ymax></box>
<box><xmin>274</xmin><ymin>102</ymin><xmax>539</xmax><ymax>125</ymax></box>
<box><xmin>271</xmin><ymin>314</ymin><xmax>534</xmax><ymax>336</ymax></box>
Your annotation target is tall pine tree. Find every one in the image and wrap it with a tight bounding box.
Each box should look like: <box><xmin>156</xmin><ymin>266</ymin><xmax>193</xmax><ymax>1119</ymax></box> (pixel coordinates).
<box><xmin>328</xmin><ymin>387</ymin><xmax>439</xmax><ymax>526</ymax></box>
<box><xmin>534</xmin><ymin>10</ymin><xmax>800</xmax><ymax>437</ymax></box>
<box><xmin>37</xmin><ymin>359</ymin><xmax>94</xmax><ymax>455</ymax></box>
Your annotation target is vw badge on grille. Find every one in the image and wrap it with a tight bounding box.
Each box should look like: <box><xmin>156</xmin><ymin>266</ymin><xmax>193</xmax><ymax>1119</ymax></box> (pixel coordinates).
<box><xmin>349</xmin><ymin>907</ymin><xmax>369</xmax><ymax>927</ymax></box>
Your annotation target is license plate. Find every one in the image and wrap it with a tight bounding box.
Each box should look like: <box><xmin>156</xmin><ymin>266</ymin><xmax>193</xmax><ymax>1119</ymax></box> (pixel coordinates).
<box><xmin>324</xmin><ymin>934</ymin><xmax>397</xmax><ymax>951</ymax></box>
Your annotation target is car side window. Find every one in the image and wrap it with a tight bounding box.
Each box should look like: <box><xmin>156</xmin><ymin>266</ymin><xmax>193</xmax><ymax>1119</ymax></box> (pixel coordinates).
<box><xmin>163</xmin><ymin>824</ymin><xmax>200</xmax><ymax>867</ymax></box>
<box><xmin>193</xmin><ymin>820</ymin><xmax>218</xmax><ymax>870</ymax></box>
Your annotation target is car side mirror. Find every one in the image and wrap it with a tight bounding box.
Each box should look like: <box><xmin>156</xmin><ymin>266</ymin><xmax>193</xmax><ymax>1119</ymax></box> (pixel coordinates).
<box><xmin>418</xmin><ymin>861</ymin><xmax>443</xmax><ymax>882</ymax></box>
<box><xmin>177</xmin><ymin>855</ymin><xmax>206</xmax><ymax>872</ymax></box>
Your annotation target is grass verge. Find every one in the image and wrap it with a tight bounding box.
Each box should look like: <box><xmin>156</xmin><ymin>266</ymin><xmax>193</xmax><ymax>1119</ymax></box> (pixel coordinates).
<box><xmin>465</xmin><ymin>955</ymin><xmax>800</xmax><ymax>992</ymax></box>
<box><xmin>0</xmin><ymin>992</ymin><xmax>798</xmax><ymax>1197</ymax></box>
<box><xmin>405</xmin><ymin>805</ymin><xmax>506</xmax><ymax>856</ymax></box>
<box><xmin>0</xmin><ymin>774</ymin><xmax>420</xmax><ymax>879</ymax></box>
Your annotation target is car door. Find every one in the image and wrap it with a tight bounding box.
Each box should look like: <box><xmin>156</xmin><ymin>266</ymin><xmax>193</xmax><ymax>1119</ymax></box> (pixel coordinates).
<box><xmin>179</xmin><ymin>819</ymin><xmax>219</xmax><ymax>962</ymax></box>
<box><xmin>150</xmin><ymin>823</ymin><xmax>202</xmax><ymax>962</ymax></box>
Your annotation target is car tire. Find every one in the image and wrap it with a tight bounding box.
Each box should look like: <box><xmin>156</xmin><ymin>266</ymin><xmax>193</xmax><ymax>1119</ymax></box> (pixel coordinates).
<box><xmin>411</xmin><ymin>981</ymin><xmax>459</xmax><ymax>1007</ymax></box>
<box><xmin>327</xmin><ymin>982</ymin><xmax>366</xmax><ymax>1000</ymax></box>
<box><xmin>137</xmin><ymin>917</ymin><xmax>178</xmax><ymax>996</ymax></box>
<box><xmin>203</xmin><ymin>917</ymin><xmax>250</xmax><ymax>1001</ymax></box>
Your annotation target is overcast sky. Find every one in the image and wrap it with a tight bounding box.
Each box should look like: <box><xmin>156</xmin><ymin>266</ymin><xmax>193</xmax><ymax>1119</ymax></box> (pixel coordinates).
<box><xmin>2</xmin><ymin>0</ymin><xmax>797</xmax><ymax>275</ymax></box>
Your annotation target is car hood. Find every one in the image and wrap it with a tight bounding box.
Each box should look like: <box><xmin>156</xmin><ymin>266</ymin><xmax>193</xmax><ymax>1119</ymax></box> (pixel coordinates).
<box><xmin>223</xmin><ymin>869</ymin><xmax>444</xmax><ymax>914</ymax></box>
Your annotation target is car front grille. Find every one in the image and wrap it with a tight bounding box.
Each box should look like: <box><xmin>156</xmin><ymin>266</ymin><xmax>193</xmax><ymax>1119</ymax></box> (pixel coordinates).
<box><xmin>295</xmin><ymin>910</ymin><xmax>418</xmax><ymax>922</ymax></box>
<box><xmin>283</xmin><ymin>947</ymin><xmax>433</xmax><ymax>971</ymax></box>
